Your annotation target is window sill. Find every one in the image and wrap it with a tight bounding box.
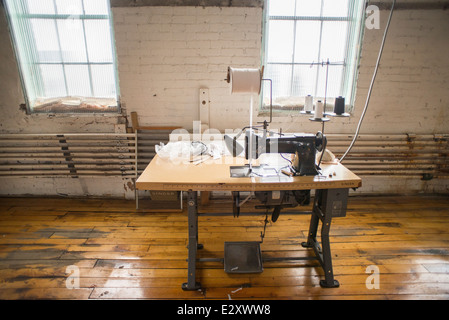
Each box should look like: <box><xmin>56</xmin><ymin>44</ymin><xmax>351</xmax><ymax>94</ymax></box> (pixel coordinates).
<box><xmin>28</xmin><ymin>112</ymin><xmax>122</xmax><ymax>118</ymax></box>
<box><xmin>28</xmin><ymin>97</ymin><xmax>120</xmax><ymax>115</ymax></box>
<box><xmin>260</xmin><ymin>96</ymin><xmax>352</xmax><ymax>116</ymax></box>
<box><xmin>258</xmin><ymin>106</ymin><xmax>352</xmax><ymax>118</ymax></box>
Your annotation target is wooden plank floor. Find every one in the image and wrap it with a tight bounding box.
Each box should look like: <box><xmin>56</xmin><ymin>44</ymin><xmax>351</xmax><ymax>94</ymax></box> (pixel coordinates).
<box><xmin>0</xmin><ymin>194</ymin><xmax>448</xmax><ymax>300</ymax></box>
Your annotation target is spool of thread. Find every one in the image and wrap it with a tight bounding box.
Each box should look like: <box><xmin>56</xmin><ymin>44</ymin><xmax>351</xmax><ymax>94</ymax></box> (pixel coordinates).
<box><xmin>314</xmin><ymin>100</ymin><xmax>324</xmax><ymax>119</ymax></box>
<box><xmin>334</xmin><ymin>96</ymin><xmax>345</xmax><ymax>115</ymax></box>
<box><xmin>227</xmin><ymin>67</ymin><xmax>262</xmax><ymax>94</ymax></box>
<box><xmin>304</xmin><ymin>95</ymin><xmax>313</xmax><ymax>113</ymax></box>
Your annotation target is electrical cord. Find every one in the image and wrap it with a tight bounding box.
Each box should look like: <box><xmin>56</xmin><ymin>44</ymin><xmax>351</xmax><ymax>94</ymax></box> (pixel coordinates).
<box><xmin>340</xmin><ymin>0</ymin><xmax>396</xmax><ymax>163</ymax></box>
<box><xmin>191</xmin><ymin>141</ymin><xmax>208</xmax><ymax>155</ymax></box>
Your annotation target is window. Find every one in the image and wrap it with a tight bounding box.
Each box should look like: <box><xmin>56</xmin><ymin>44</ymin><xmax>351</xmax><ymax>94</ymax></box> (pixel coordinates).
<box><xmin>4</xmin><ymin>0</ymin><xmax>120</xmax><ymax>114</ymax></box>
<box><xmin>262</xmin><ymin>0</ymin><xmax>365</xmax><ymax>112</ymax></box>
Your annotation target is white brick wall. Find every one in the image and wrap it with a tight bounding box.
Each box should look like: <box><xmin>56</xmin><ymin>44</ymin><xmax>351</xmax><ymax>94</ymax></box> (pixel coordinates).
<box><xmin>3</xmin><ymin>5</ymin><xmax>446</xmax><ymax>137</ymax></box>
<box><xmin>113</xmin><ymin>6</ymin><xmax>449</xmax><ymax>136</ymax></box>
<box><xmin>110</xmin><ymin>6</ymin><xmax>449</xmax><ymax>196</ymax></box>
<box><xmin>346</xmin><ymin>9</ymin><xmax>449</xmax><ymax>135</ymax></box>
<box><xmin>113</xmin><ymin>6</ymin><xmax>262</xmax><ymax>131</ymax></box>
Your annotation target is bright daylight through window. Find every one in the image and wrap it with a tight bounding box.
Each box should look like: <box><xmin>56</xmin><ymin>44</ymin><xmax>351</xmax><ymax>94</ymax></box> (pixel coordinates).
<box><xmin>4</xmin><ymin>0</ymin><xmax>120</xmax><ymax>114</ymax></box>
<box><xmin>262</xmin><ymin>0</ymin><xmax>365</xmax><ymax>113</ymax></box>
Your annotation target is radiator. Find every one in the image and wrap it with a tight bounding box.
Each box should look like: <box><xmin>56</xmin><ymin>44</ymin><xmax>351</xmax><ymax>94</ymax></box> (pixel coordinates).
<box><xmin>326</xmin><ymin>133</ymin><xmax>449</xmax><ymax>178</ymax></box>
<box><xmin>0</xmin><ymin>133</ymin><xmax>447</xmax><ymax>179</ymax></box>
<box><xmin>136</xmin><ymin>129</ymin><xmax>171</xmax><ymax>174</ymax></box>
<box><xmin>0</xmin><ymin>133</ymin><xmax>137</xmax><ymax>178</ymax></box>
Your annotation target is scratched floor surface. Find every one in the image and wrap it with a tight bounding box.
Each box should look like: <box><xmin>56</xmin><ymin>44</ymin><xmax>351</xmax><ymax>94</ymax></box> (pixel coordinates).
<box><xmin>0</xmin><ymin>195</ymin><xmax>448</xmax><ymax>299</ymax></box>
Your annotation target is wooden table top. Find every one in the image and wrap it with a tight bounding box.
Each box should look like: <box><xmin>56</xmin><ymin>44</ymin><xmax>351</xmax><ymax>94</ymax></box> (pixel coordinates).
<box><xmin>136</xmin><ymin>154</ymin><xmax>362</xmax><ymax>191</ymax></box>
<box><xmin>136</xmin><ymin>154</ymin><xmax>362</xmax><ymax>192</ymax></box>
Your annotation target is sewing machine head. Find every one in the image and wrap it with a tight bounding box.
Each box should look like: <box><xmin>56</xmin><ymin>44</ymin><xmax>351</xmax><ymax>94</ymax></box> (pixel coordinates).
<box><xmin>247</xmin><ymin>130</ymin><xmax>326</xmax><ymax>176</ymax></box>
<box><xmin>225</xmin><ymin>129</ymin><xmax>326</xmax><ymax>176</ymax></box>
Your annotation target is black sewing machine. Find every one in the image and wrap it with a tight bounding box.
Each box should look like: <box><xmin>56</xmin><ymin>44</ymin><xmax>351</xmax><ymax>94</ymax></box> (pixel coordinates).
<box><xmin>224</xmin><ymin>128</ymin><xmax>327</xmax><ymax>222</ymax></box>
<box><xmin>245</xmin><ymin>130</ymin><xmax>325</xmax><ymax>176</ymax></box>
<box><xmin>225</xmin><ymin>128</ymin><xmax>326</xmax><ymax>176</ymax></box>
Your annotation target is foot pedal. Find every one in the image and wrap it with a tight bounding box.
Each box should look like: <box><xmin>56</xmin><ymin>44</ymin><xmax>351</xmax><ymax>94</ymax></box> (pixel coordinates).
<box><xmin>224</xmin><ymin>241</ymin><xmax>263</xmax><ymax>274</ymax></box>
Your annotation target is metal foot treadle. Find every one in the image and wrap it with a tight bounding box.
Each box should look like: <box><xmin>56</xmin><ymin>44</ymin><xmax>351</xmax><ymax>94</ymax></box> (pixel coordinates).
<box><xmin>224</xmin><ymin>241</ymin><xmax>263</xmax><ymax>273</ymax></box>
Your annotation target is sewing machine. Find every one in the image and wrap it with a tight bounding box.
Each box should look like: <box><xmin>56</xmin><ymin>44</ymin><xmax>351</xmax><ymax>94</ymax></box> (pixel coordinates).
<box><xmin>246</xmin><ymin>130</ymin><xmax>326</xmax><ymax>176</ymax></box>
<box><xmin>225</xmin><ymin>128</ymin><xmax>326</xmax><ymax>176</ymax></box>
<box><xmin>225</xmin><ymin>129</ymin><xmax>327</xmax><ymax>222</ymax></box>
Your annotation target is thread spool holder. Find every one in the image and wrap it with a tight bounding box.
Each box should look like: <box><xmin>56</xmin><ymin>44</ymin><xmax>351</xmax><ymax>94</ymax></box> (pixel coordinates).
<box><xmin>309</xmin><ymin>117</ymin><xmax>330</xmax><ymax>122</ymax></box>
<box><xmin>301</xmin><ymin>59</ymin><xmax>350</xmax><ymax>122</ymax></box>
<box><xmin>258</xmin><ymin>78</ymin><xmax>272</xmax><ymax>129</ymax></box>
<box><xmin>325</xmin><ymin>112</ymin><xmax>350</xmax><ymax>118</ymax></box>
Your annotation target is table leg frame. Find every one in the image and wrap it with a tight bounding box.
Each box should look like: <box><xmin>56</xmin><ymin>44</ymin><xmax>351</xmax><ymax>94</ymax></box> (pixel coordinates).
<box><xmin>302</xmin><ymin>189</ymin><xmax>344</xmax><ymax>288</ymax></box>
<box><xmin>182</xmin><ymin>190</ymin><xmax>202</xmax><ymax>291</ymax></box>
<box><xmin>182</xmin><ymin>188</ymin><xmax>347</xmax><ymax>290</ymax></box>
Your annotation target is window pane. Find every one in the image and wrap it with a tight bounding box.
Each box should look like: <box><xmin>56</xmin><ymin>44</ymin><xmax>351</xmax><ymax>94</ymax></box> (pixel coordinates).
<box><xmin>40</xmin><ymin>64</ymin><xmax>66</xmax><ymax>98</ymax></box>
<box><xmin>267</xmin><ymin>20</ymin><xmax>294</xmax><ymax>63</ymax></box>
<box><xmin>320</xmin><ymin>21</ymin><xmax>348</xmax><ymax>63</ymax></box>
<box><xmin>262</xmin><ymin>0</ymin><xmax>364</xmax><ymax>110</ymax></box>
<box><xmin>268</xmin><ymin>0</ymin><xmax>295</xmax><ymax>16</ymax></box>
<box><xmin>65</xmin><ymin>65</ymin><xmax>91</xmax><ymax>97</ymax></box>
<box><xmin>30</xmin><ymin>19</ymin><xmax>61</xmax><ymax>63</ymax></box>
<box><xmin>26</xmin><ymin>0</ymin><xmax>55</xmax><ymax>14</ymax></box>
<box><xmin>83</xmin><ymin>0</ymin><xmax>109</xmax><ymax>15</ymax></box>
<box><xmin>5</xmin><ymin>0</ymin><xmax>119</xmax><ymax>113</ymax></box>
<box><xmin>294</xmin><ymin>21</ymin><xmax>320</xmax><ymax>63</ymax></box>
<box><xmin>55</xmin><ymin>0</ymin><xmax>83</xmax><ymax>15</ymax></box>
<box><xmin>57</xmin><ymin>20</ymin><xmax>87</xmax><ymax>63</ymax></box>
<box><xmin>91</xmin><ymin>64</ymin><xmax>116</xmax><ymax>98</ymax></box>
<box><xmin>266</xmin><ymin>64</ymin><xmax>292</xmax><ymax>99</ymax></box>
<box><xmin>296</xmin><ymin>0</ymin><xmax>321</xmax><ymax>17</ymax></box>
<box><xmin>292</xmin><ymin>65</ymin><xmax>318</xmax><ymax>97</ymax></box>
<box><xmin>322</xmin><ymin>0</ymin><xmax>349</xmax><ymax>17</ymax></box>
<box><xmin>84</xmin><ymin>20</ymin><xmax>113</xmax><ymax>63</ymax></box>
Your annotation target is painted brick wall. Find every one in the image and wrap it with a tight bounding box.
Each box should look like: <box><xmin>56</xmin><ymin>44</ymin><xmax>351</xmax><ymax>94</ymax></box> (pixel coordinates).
<box><xmin>2</xmin><ymin>4</ymin><xmax>447</xmax><ymax>136</ymax></box>
<box><xmin>351</xmin><ymin>8</ymin><xmax>449</xmax><ymax>135</ymax></box>
<box><xmin>113</xmin><ymin>6</ymin><xmax>262</xmax><ymax>131</ymax></box>
<box><xmin>112</xmin><ymin>6</ymin><xmax>449</xmax><ymax>137</ymax></box>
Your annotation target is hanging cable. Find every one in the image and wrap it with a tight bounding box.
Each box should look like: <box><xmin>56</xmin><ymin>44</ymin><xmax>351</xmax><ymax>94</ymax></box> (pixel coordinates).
<box><xmin>340</xmin><ymin>0</ymin><xmax>396</xmax><ymax>162</ymax></box>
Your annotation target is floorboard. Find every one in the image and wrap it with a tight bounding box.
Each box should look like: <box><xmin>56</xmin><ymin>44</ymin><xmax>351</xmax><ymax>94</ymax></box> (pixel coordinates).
<box><xmin>0</xmin><ymin>195</ymin><xmax>448</xmax><ymax>300</ymax></box>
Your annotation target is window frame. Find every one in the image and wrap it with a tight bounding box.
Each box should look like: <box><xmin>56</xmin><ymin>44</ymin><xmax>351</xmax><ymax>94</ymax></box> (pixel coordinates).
<box><xmin>4</xmin><ymin>0</ymin><xmax>121</xmax><ymax>115</ymax></box>
<box><xmin>261</xmin><ymin>0</ymin><xmax>366</xmax><ymax>114</ymax></box>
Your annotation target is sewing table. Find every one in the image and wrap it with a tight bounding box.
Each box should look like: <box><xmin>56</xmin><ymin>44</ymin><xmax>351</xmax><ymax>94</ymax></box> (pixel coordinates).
<box><xmin>136</xmin><ymin>154</ymin><xmax>362</xmax><ymax>290</ymax></box>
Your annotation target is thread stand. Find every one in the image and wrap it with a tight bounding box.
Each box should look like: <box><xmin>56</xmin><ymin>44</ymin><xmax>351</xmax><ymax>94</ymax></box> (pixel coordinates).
<box><xmin>309</xmin><ymin>117</ymin><xmax>330</xmax><ymax>122</ymax></box>
<box><xmin>325</xmin><ymin>112</ymin><xmax>350</xmax><ymax>118</ymax></box>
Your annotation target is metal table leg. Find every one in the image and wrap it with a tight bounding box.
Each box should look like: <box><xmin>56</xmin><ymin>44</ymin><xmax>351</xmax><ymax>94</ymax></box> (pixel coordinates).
<box><xmin>319</xmin><ymin>203</ymin><xmax>339</xmax><ymax>288</ymax></box>
<box><xmin>182</xmin><ymin>190</ymin><xmax>202</xmax><ymax>290</ymax></box>
<box><xmin>302</xmin><ymin>188</ymin><xmax>348</xmax><ymax>288</ymax></box>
